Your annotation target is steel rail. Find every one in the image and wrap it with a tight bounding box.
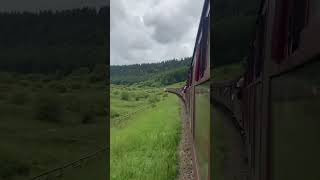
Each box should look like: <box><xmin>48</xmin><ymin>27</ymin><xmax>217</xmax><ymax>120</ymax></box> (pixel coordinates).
<box><xmin>30</xmin><ymin>147</ymin><xmax>108</xmax><ymax>180</ymax></box>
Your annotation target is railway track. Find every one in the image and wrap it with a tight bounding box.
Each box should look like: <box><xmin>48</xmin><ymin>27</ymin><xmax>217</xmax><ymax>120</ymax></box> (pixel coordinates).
<box><xmin>30</xmin><ymin>147</ymin><xmax>108</xmax><ymax>180</ymax></box>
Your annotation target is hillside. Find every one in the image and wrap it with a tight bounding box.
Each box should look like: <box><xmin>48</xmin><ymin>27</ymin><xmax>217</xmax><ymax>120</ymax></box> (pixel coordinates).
<box><xmin>0</xmin><ymin>7</ymin><xmax>108</xmax><ymax>179</ymax></box>
<box><xmin>0</xmin><ymin>6</ymin><xmax>108</xmax><ymax>74</ymax></box>
<box><xmin>110</xmin><ymin>58</ymin><xmax>192</xmax><ymax>86</ymax></box>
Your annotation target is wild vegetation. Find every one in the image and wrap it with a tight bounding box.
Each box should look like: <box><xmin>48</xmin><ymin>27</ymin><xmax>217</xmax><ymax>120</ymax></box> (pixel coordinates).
<box><xmin>110</xmin><ymin>58</ymin><xmax>187</xmax><ymax>179</ymax></box>
<box><xmin>0</xmin><ymin>68</ymin><xmax>107</xmax><ymax>179</ymax></box>
<box><xmin>110</xmin><ymin>84</ymin><xmax>181</xmax><ymax>179</ymax></box>
<box><xmin>0</xmin><ymin>6</ymin><xmax>108</xmax><ymax>180</ymax></box>
<box><xmin>110</xmin><ymin>58</ymin><xmax>191</xmax><ymax>86</ymax></box>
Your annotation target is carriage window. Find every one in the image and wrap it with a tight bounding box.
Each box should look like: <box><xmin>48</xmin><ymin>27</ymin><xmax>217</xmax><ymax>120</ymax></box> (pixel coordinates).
<box><xmin>271</xmin><ymin>0</ymin><xmax>289</xmax><ymax>61</ymax></box>
<box><xmin>289</xmin><ymin>0</ymin><xmax>309</xmax><ymax>53</ymax></box>
<box><xmin>271</xmin><ymin>59</ymin><xmax>320</xmax><ymax>180</ymax></box>
<box><xmin>254</xmin><ymin>14</ymin><xmax>266</xmax><ymax>78</ymax></box>
<box><xmin>194</xmin><ymin>15</ymin><xmax>209</xmax><ymax>82</ymax></box>
<box><xmin>199</xmin><ymin>17</ymin><xmax>209</xmax><ymax>79</ymax></box>
<box><xmin>309</xmin><ymin>0</ymin><xmax>320</xmax><ymax>20</ymax></box>
<box><xmin>272</xmin><ymin>0</ymin><xmax>309</xmax><ymax>61</ymax></box>
<box><xmin>194</xmin><ymin>50</ymin><xmax>200</xmax><ymax>82</ymax></box>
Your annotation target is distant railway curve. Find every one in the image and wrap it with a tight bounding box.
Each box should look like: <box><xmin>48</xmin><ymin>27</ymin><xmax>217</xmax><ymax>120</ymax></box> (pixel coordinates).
<box><xmin>167</xmin><ymin>0</ymin><xmax>320</xmax><ymax>180</ymax></box>
<box><xmin>164</xmin><ymin>88</ymin><xmax>185</xmax><ymax>104</ymax></box>
<box><xmin>165</xmin><ymin>0</ymin><xmax>210</xmax><ymax>179</ymax></box>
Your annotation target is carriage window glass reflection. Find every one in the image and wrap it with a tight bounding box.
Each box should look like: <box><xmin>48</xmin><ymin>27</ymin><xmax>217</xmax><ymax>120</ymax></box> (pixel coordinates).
<box><xmin>271</xmin><ymin>60</ymin><xmax>320</xmax><ymax>180</ymax></box>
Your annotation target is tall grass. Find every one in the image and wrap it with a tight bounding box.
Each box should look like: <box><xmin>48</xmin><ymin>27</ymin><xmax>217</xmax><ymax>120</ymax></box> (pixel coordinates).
<box><xmin>111</xmin><ymin>95</ymin><xmax>181</xmax><ymax>180</ymax></box>
<box><xmin>0</xmin><ymin>72</ymin><xmax>107</xmax><ymax>179</ymax></box>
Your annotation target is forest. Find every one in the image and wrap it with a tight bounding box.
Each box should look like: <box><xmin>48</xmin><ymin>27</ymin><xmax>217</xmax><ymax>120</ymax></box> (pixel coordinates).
<box><xmin>0</xmin><ymin>6</ymin><xmax>108</xmax><ymax>179</ymax></box>
<box><xmin>0</xmin><ymin>6</ymin><xmax>108</xmax><ymax>74</ymax></box>
<box><xmin>110</xmin><ymin>57</ymin><xmax>192</xmax><ymax>86</ymax></box>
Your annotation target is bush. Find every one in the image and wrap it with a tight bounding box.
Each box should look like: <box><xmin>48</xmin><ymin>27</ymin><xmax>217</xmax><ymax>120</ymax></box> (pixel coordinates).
<box><xmin>141</xmin><ymin>92</ymin><xmax>149</xmax><ymax>99</ymax></box>
<box><xmin>34</xmin><ymin>92</ymin><xmax>63</xmax><ymax>123</ymax></box>
<box><xmin>91</xmin><ymin>97</ymin><xmax>106</xmax><ymax>117</ymax></box>
<box><xmin>70</xmin><ymin>82</ymin><xmax>82</xmax><ymax>90</ymax></box>
<box><xmin>0</xmin><ymin>92</ymin><xmax>6</xmax><ymax>101</ymax></box>
<box><xmin>148</xmin><ymin>95</ymin><xmax>159</xmax><ymax>104</ymax></box>
<box><xmin>113</xmin><ymin>91</ymin><xmax>119</xmax><ymax>95</ymax></box>
<box><xmin>33</xmin><ymin>82</ymin><xmax>43</xmax><ymax>89</ymax></box>
<box><xmin>81</xmin><ymin>107</ymin><xmax>95</xmax><ymax>124</ymax></box>
<box><xmin>88</xmin><ymin>74</ymin><xmax>100</xmax><ymax>83</ymax></box>
<box><xmin>0</xmin><ymin>73</ymin><xmax>15</xmax><ymax>84</ymax></box>
<box><xmin>64</xmin><ymin>94</ymin><xmax>105</xmax><ymax>124</ymax></box>
<box><xmin>19</xmin><ymin>80</ymin><xmax>29</xmax><ymax>87</ymax></box>
<box><xmin>0</xmin><ymin>159</ymin><xmax>29</xmax><ymax>179</ymax></box>
<box><xmin>10</xmin><ymin>91</ymin><xmax>28</xmax><ymax>105</ymax></box>
<box><xmin>64</xmin><ymin>95</ymin><xmax>81</xmax><ymax>112</ymax></box>
<box><xmin>41</xmin><ymin>76</ymin><xmax>52</xmax><ymax>83</ymax></box>
<box><xmin>48</xmin><ymin>82</ymin><xmax>68</xmax><ymax>93</ymax></box>
<box><xmin>71</xmin><ymin>67</ymin><xmax>90</xmax><ymax>76</ymax></box>
<box><xmin>120</xmin><ymin>91</ymin><xmax>129</xmax><ymax>101</ymax></box>
<box><xmin>86</xmin><ymin>64</ymin><xmax>107</xmax><ymax>83</ymax></box>
<box><xmin>111</xmin><ymin>111</ymin><xmax>120</xmax><ymax>118</ymax></box>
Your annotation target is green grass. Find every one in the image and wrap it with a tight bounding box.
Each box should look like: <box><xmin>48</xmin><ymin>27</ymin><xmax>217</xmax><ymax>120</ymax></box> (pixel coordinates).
<box><xmin>110</xmin><ymin>93</ymin><xmax>181</xmax><ymax>180</ymax></box>
<box><xmin>166</xmin><ymin>81</ymin><xmax>186</xmax><ymax>88</ymax></box>
<box><xmin>59</xmin><ymin>153</ymin><xmax>107</xmax><ymax>180</ymax></box>
<box><xmin>110</xmin><ymin>84</ymin><xmax>167</xmax><ymax>127</ymax></box>
<box><xmin>0</xmin><ymin>72</ymin><xmax>107</xmax><ymax>179</ymax></box>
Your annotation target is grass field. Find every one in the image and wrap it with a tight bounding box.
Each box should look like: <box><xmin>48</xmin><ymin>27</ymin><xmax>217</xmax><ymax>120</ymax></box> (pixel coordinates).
<box><xmin>110</xmin><ymin>84</ymin><xmax>181</xmax><ymax>180</ymax></box>
<box><xmin>0</xmin><ymin>72</ymin><xmax>107</xmax><ymax>180</ymax></box>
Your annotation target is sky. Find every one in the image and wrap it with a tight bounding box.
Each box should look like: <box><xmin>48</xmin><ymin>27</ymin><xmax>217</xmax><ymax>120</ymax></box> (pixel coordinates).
<box><xmin>111</xmin><ymin>0</ymin><xmax>204</xmax><ymax>65</ymax></box>
<box><xmin>0</xmin><ymin>0</ymin><xmax>109</xmax><ymax>12</ymax></box>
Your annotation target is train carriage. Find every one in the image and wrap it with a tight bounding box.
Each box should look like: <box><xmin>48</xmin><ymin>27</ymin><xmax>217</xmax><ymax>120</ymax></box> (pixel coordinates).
<box><xmin>244</xmin><ymin>1</ymin><xmax>320</xmax><ymax>180</ymax></box>
<box><xmin>168</xmin><ymin>0</ymin><xmax>319</xmax><ymax>179</ymax></box>
<box><xmin>183</xmin><ymin>0</ymin><xmax>210</xmax><ymax>179</ymax></box>
<box><xmin>212</xmin><ymin>0</ymin><xmax>320</xmax><ymax>180</ymax></box>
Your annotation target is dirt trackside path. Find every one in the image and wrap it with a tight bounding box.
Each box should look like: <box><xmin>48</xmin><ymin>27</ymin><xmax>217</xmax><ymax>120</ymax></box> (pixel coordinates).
<box><xmin>177</xmin><ymin>101</ymin><xmax>195</xmax><ymax>180</ymax></box>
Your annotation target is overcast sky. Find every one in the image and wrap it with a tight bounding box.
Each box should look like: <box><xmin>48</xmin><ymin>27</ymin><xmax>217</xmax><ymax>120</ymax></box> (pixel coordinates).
<box><xmin>111</xmin><ymin>0</ymin><xmax>204</xmax><ymax>65</ymax></box>
<box><xmin>0</xmin><ymin>0</ymin><xmax>108</xmax><ymax>12</ymax></box>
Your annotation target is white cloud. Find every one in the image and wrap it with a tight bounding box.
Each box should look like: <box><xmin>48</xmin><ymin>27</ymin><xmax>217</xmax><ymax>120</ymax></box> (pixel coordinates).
<box><xmin>110</xmin><ymin>0</ymin><xmax>204</xmax><ymax>65</ymax></box>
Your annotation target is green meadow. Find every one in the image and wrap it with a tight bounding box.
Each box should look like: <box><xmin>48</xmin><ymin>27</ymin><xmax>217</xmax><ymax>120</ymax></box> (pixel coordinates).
<box><xmin>110</xmin><ymin>84</ymin><xmax>181</xmax><ymax>180</ymax></box>
<box><xmin>0</xmin><ymin>70</ymin><xmax>107</xmax><ymax>180</ymax></box>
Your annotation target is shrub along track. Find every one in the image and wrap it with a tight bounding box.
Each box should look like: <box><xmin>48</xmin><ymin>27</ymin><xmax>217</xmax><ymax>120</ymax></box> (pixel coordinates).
<box><xmin>111</xmin><ymin>103</ymin><xmax>152</xmax><ymax>128</ymax></box>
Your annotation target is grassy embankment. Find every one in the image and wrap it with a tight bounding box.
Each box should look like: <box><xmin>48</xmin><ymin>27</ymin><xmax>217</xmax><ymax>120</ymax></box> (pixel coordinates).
<box><xmin>110</xmin><ymin>84</ymin><xmax>181</xmax><ymax>180</ymax></box>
